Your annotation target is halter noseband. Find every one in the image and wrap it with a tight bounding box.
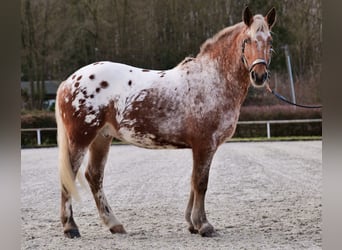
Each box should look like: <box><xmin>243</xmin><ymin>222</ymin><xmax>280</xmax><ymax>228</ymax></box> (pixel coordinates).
<box><xmin>241</xmin><ymin>38</ymin><xmax>269</xmax><ymax>72</ymax></box>
<box><xmin>248</xmin><ymin>59</ymin><xmax>267</xmax><ymax>72</ymax></box>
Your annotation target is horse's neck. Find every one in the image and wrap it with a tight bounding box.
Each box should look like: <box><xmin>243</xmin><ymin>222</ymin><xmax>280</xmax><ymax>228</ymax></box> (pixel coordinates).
<box><xmin>195</xmin><ymin>40</ymin><xmax>250</xmax><ymax>106</ymax></box>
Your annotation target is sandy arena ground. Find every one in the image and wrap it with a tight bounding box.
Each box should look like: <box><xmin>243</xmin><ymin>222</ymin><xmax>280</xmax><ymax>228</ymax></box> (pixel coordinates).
<box><xmin>21</xmin><ymin>141</ymin><xmax>322</xmax><ymax>249</ymax></box>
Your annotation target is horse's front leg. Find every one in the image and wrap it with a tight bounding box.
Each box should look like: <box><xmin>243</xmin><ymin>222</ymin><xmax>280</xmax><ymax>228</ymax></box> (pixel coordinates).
<box><xmin>186</xmin><ymin>144</ymin><xmax>217</xmax><ymax>237</ymax></box>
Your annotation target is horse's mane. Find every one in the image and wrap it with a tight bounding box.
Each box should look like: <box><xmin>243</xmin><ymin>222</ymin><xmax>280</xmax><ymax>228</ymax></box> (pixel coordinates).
<box><xmin>199</xmin><ymin>22</ymin><xmax>245</xmax><ymax>55</ymax></box>
<box><xmin>198</xmin><ymin>14</ymin><xmax>269</xmax><ymax>55</ymax></box>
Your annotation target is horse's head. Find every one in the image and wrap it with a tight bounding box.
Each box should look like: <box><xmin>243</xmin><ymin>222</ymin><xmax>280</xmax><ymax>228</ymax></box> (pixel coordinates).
<box><xmin>241</xmin><ymin>7</ymin><xmax>276</xmax><ymax>88</ymax></box>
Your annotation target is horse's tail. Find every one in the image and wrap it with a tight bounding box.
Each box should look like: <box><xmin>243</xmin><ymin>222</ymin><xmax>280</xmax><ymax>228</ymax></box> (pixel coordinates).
<box><xmin>56</xmin><ymin>84</ymin><xmax>80</xmax><ymax>200</ymax></box>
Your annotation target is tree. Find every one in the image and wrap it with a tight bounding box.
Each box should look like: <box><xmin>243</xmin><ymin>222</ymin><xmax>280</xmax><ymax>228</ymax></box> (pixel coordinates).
<box><xmin>21</xmin><ymin>0</ymin><xmax>322</xmax><ymax>109</ymax></box>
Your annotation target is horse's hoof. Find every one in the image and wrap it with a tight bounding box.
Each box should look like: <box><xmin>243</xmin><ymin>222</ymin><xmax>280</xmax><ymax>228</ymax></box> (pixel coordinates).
<box><xmin>110</xmin><ymin>224</ymin><xmax>127</xmax><ymax>234</ymax></box>
<box><xmin>199</xmin><ymin>223</ymin><xmax>217</xmax><ymax>237</ymax></box>
<box><xmin>188</xmin><ymin>225</ymin><xmax>199</xmax><ymax>234</ymax></box>
<box><xmin>64</xmin><ymin>228</ymin><xmax>81</xmax><ymax>238</ymax></box>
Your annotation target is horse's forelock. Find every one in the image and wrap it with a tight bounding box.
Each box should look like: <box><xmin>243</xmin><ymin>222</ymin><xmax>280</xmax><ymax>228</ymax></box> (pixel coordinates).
<box><xmin>248</xmin><ymin>15</ymin><xmax>270</xmax><ymax>39</ymax></box>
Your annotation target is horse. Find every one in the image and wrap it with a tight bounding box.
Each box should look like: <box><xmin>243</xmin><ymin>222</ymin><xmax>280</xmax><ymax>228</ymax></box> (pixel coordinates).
<box><xmin>56</xmin><ymin>6</ymin><xmax>276</xmax><ymax>238</ymax></box>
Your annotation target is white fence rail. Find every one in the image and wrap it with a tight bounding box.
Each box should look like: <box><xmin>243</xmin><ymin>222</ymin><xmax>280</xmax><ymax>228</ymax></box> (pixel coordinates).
<box><xmin>21</xmin><ymin>119</ymin><xmax>322</xmax><ymax>146</ymax></box>
<box><xmin>21</xmin><ymin>128</ymin><xmax>57</xmax><ymax>146</ymax></box>
<box><xmin>237</xmin><ymin>119</ymin><xmax>322</xmax><ymax>139</ymax></box>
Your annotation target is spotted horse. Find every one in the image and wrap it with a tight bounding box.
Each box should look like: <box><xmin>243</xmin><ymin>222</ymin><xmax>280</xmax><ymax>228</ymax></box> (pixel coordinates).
<box><xmin>56</xmin><ymin>7</ymin><xmax>276</xmax><ymax>238</ymax></box>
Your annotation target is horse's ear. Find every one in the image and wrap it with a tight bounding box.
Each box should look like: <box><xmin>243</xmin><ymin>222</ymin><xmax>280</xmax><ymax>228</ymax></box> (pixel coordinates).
<box><xmin>243</xmin><ymin>6</ymin><xmax>253</xmax><ymax>27</ymax></box>
<box><xmin>265</xmin><ymin>7</ymin><xmax>276</xmax><ymax>29</ymax></box>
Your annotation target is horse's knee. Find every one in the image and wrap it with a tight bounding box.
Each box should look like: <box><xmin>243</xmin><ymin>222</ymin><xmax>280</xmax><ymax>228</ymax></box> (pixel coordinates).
<box><xmin>191</xmin><ymin>167</ymin><xmax>210</xmax><ymax>191</ymax></box>
<box><xmin>192</xmin><ymin>177</ymin><xmax>208</xmax><ymax>194</ymax></box>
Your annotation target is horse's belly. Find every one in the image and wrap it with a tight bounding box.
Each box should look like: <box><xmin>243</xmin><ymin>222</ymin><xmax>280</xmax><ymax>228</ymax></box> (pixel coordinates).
<box><xmin>113</xmin><ymin>88</ymin><xmax>190</xmax><ymax>149</ymax></box>
<box><xmin>117</xmin><ymin>126</ymin><xmax>187</xmax><ymax>149</ymax></box>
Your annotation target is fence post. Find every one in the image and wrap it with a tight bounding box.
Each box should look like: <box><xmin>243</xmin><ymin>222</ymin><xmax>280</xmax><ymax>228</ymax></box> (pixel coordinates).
<box><xmin>267</xmin><ymin>122</ymin><xmax>271</xmax><ymax>139</ymax></box>
<box><xmin>37</xmin><ymin>129</ymin><xmax>41</xmax><ymax>145</ymax></box>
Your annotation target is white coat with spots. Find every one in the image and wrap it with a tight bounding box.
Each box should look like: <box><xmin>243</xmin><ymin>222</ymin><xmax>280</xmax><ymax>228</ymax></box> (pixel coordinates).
<box><xmin>56</xmin><ymin>7</ymin><xmax>276</xmax><ymax>239</ymax></box>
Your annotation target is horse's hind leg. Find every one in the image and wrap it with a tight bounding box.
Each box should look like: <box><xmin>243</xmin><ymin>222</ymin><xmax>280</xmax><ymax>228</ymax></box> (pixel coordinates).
<box><xmin>186</xmin><ymin>144</ymin><xmax>217</xmax><ymax>237</ymax></box>
<box><xmin>85</xmin><ymin>133</ymin><xmax>126</xmax><ymax>234</ymax></box>
<box><xmin>185</xmin><ymin>190</ymin><xmax>197</xmax><ymax>233</ymax></box>
<box><xmin>60</xmin><ymin>144</ymin><xmax>86</xmax><ymax>238</ymax></box>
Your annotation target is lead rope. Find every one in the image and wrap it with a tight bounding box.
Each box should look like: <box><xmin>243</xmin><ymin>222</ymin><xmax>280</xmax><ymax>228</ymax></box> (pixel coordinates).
<box><xmin>265</xmin><ymin>84</ymin><xmax>322</xmax><ymax>109</ymax></box>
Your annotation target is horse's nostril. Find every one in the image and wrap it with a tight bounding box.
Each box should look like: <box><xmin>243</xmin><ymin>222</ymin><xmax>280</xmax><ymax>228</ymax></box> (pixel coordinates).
<box><xmin>251</xmin><ymin>71</ymin><xmax>256</xmax><ymax>81</ymax></box>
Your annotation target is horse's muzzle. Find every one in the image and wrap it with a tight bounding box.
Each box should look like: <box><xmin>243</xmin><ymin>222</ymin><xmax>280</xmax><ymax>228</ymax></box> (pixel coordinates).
<box><xmin>251</xmin><ymin>70</ymin><xmax>268</xmax><ymax>86</ymax></box>
<box><xmin>249</xmin><ymin>59</ymin><xmax>268</xmax><ymax>87</ymax></box>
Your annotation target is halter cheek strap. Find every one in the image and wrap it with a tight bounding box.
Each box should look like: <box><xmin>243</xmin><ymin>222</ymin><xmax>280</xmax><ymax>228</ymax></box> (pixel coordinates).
<box><xmin>241</xmin><ymin>39</ymin><xmax>270</xmax><ymax>72</ymax></box>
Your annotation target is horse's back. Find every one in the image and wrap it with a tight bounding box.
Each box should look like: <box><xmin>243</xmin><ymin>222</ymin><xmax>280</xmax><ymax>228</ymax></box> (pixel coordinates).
<box><xmin>56</xmin><ymin>61</ymin><xmax>192</xmax><ymax>148</ymax></box>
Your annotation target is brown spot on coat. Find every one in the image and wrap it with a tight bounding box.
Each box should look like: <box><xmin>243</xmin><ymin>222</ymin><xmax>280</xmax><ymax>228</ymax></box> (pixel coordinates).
<box><xmin>72</xmin><ymin>75</ymin><xmax>76</xmax><ymax>80</ymax></box>
<box><xmin>89</xmin><ymin>74</ymin><xmax>95</xmax><ymax>80</ymax></box>
<box><xmin>158</xmin><ymin>71</ymin><xmax>166</xmax><ymax>78</ymax></box>
<box><xmin>142</xmin><ymin>69</ymin><xmax>150</xmax><ymax>72</ymax></box>
<box><xmin>96</xmin><ymin>88</ymin><xmax>101</xmax><ymax>93</ymax></box>
<box><xmin>181</xmin><ymin>57</ymin><xmax>194</xmax><ymax>65</ymax></box>
<box><xmin>100</xmin><ymin>81</ymin><xmax>109</xmax><ymax>88</ymax></box>
<box><xmin>105</xmin><ymin>206</ymin><xmax>110</xmax><ymax>214</ymax></box>
<box><xmin>75</xmin><ymin>82</ymin><xmax>80</xmax><ymax>88</ymax></box>
<box><xmin>77</xmin><ymin>75</ymin><xmax>82</xmax><ymax>81</ymax></box>
<box><xmin>128</xmin><ymin>80</ymin><xmax>132</xmax><ymax>86</ymax></box>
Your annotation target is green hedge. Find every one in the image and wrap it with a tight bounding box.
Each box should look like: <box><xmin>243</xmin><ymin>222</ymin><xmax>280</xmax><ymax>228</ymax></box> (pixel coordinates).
<box><xmin>21</xmin><ymin>111</ymin><xmax>57</xmax><ymax>147</ymax></box>
<box><xmin>21</xmin><ymin>111</ymin><xmax>56</xmax><ymax>128</ymax></box>
<box><xmin>233</xmin><ymin>105</ymin><xmax>322</xmax><ymax>138</ymax></box>
<box><xmin>21</xmin><ymin>106</ymin><xmax>322</xmax><ymax>147</ymax></box>
<box><xmin>238</xmin><ymin>105</ymin><xmax>322</xmax><ymax>121</ymax></box>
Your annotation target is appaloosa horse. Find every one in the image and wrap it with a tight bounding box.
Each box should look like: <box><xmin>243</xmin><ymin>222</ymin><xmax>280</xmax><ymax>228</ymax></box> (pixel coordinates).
<box><xmin>56</xmin><ymin>7</ymin><xmax>276</xmax><ymax>238</ymax></box>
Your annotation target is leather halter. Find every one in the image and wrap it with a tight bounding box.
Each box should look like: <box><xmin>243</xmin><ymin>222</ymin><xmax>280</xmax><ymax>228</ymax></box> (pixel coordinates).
<box><xmin>241</xmin><ymin>38</ymin><xmax>269</xmax><ymax>72</ymax></box>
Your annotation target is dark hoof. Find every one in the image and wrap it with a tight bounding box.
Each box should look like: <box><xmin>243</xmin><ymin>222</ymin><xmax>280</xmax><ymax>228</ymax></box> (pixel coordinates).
<box><xmin>188</xmin><ymin>225</ymin><xmax>199</xmax><ymax>234</ymax></box>
<box><xmin>110</xmin><ymin>224</ymin><xmax>127</xmax><ymax>234</ymax></box>
<box><xmin>200</xmin><ymin>230</ymin><xmax>218</xmax><ymax>237</ymax></box>
<box><xmin>64</xmin><ymin>228</ymin><xmax>81</xmax><ymax>238</ymax></box>
<box><xmin>199</xmin><ymin>223</ymin><xmax>217</xmax><ymax>237</ymax></box>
